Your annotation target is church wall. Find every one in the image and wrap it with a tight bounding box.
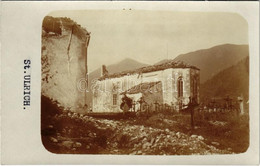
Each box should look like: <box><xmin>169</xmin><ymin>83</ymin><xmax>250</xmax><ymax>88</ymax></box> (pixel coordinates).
<box><xmin>92</xmin><ymin>68</ymin><xmax>199</xmax><ymax>113</ymax></box>
<box><xmin>170</xmin><ymin>68</ymin><xmax>191</xmax><ymax>110</ymax></box>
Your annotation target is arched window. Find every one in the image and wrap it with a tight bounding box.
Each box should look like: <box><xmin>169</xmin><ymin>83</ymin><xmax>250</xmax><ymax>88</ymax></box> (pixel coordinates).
<box><xmin>177</xmin><ymin>77</ymin><xmax>183</xmax><ymax>98</ymax></box>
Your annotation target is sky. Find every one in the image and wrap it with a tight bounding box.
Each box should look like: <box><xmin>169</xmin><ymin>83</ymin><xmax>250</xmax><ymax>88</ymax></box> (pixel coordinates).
<box><xmin>49</xmin><ymin>10</ymin><xmax>248</xmax><ymax>72</ymax></box>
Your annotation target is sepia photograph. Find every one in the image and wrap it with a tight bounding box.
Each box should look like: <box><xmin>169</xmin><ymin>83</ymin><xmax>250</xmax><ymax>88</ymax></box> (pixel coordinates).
<box><xmin>41</xmin><ymin>10</ymin><xmax>249</xmax><ymax>155</ymax></box>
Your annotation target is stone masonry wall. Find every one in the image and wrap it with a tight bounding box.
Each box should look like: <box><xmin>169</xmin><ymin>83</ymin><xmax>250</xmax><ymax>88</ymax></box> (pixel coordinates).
<box><xmin>41</xmin><ymin>16</ymin><xmax>90</xmax><ymax>112</ymax></box>
<box><xmin>93</xmin><ymin>68</ymin><xmax>200</xmax><ymax>112</ymax></box>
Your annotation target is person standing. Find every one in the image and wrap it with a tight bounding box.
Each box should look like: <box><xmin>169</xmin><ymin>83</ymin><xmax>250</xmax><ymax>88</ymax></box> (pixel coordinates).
<box><xmin>120</xmin><ymin>94</ymin><xmax>132</xmax><ymax>115</ymax></box>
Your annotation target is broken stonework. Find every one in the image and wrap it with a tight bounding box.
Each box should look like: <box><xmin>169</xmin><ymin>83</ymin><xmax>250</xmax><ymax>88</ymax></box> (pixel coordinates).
<box><xmin>42</xmin><ymin>16</ymin><xmax>90</xmax><ymax>112</ymax></box>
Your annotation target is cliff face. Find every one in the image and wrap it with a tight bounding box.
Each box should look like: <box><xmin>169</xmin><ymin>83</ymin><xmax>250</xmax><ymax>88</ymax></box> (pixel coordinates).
<box><xmin>41</xmin><ymin>16</ymin><xmax>90</xmax><ymax>112</ymax></box>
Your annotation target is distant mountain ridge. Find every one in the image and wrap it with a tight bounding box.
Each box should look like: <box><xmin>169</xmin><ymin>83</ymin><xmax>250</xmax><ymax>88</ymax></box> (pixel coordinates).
<box><xmin>173</xmin><ymin>44</ymin><xmax>249</xmax><ymax>83</ymax></box>
<box><xmin>88</xmin><ymin>58</ymin><xmax>148</xmax><ymax>80</ymax></box>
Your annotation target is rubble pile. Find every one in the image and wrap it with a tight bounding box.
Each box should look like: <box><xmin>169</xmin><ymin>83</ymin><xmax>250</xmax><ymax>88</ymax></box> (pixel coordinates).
<box><xmin>93</xmin><ymin>118</ymin><xmax>230</xmax><ymax>155</ymax></box>
<box><xmin>43</xmin><ymin>111</ymin><xmax>231</xmax><ymax>155</ymax></box>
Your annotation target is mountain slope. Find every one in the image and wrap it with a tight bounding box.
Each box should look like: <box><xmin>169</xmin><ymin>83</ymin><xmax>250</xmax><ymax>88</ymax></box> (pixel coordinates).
<box><xmin>173</xmin><ymin>44</ymin><xmax>249</xmax><ymax>83</ymax></box>
<box><xmin>88</xmin><ymin>58</ymin><xmax>148</xmax><ymax>82</ymax></box>
<box><xmin>200</xmin><ymin>56</ymin><xmax>249</xmax><ymax>101</ymax></box>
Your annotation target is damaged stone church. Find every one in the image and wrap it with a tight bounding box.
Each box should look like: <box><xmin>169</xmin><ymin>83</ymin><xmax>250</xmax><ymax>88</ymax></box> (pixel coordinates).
<box><xmin>92</xmin><ymin>60</ymin><xmax>200</xmax><ymax>113</ymax></box>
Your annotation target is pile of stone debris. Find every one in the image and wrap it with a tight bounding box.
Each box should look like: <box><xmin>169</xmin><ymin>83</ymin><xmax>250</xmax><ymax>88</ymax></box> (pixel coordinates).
<box><xmin>46</xmin><ymin>112</ymin><xmax>232</xmax><ymax>155</ymax></box>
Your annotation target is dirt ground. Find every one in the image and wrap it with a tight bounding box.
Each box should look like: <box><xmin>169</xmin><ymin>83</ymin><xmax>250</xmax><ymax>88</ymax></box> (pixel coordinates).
<box><xmin>41</xmin><ymin>96</ymin><xmax>249</xmax><ymax>155</ymax></box>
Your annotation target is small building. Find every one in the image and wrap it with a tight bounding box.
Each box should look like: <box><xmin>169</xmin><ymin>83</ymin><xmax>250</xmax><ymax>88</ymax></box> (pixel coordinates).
<box><xmin>92</xmin><ymin>60</ymin><xmax>200</xmax><ymax>113</ymax></box>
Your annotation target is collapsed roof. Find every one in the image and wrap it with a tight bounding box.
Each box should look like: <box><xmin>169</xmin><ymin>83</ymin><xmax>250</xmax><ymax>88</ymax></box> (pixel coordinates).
<box><xmin>99</xmin><ymin>60</ymin><xmax>199</xmax><ymax>80</ymax></box>
<box><xmin>42</xmin><ymin>16</ymin><xmax>90</xmax><ymax>40</ymax></box>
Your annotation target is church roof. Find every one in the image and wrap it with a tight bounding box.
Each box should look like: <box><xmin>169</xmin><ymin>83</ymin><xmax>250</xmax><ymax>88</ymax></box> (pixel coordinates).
<box><xmin>99</xmin><ymin>60</ymin><xmax>199</xmax><ymax>80</ymax></box>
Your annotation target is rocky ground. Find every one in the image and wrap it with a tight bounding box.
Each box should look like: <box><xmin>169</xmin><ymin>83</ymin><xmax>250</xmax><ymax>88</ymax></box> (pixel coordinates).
<box><xmin>41</xmin><ymin>95</ymin><xmax>248</xmax><ymax>155</ymax></box>
<box><xmin>42</xmin><ymin>111</ymin><xmax>234</xmax><ymax>155</ymax></box>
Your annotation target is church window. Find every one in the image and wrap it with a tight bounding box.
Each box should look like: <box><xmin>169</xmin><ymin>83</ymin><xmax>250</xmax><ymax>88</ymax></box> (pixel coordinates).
<box><xmin>178</xmin><ymin>77</ymin><xmax>183</xmax><ymax>97</ymax></box>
